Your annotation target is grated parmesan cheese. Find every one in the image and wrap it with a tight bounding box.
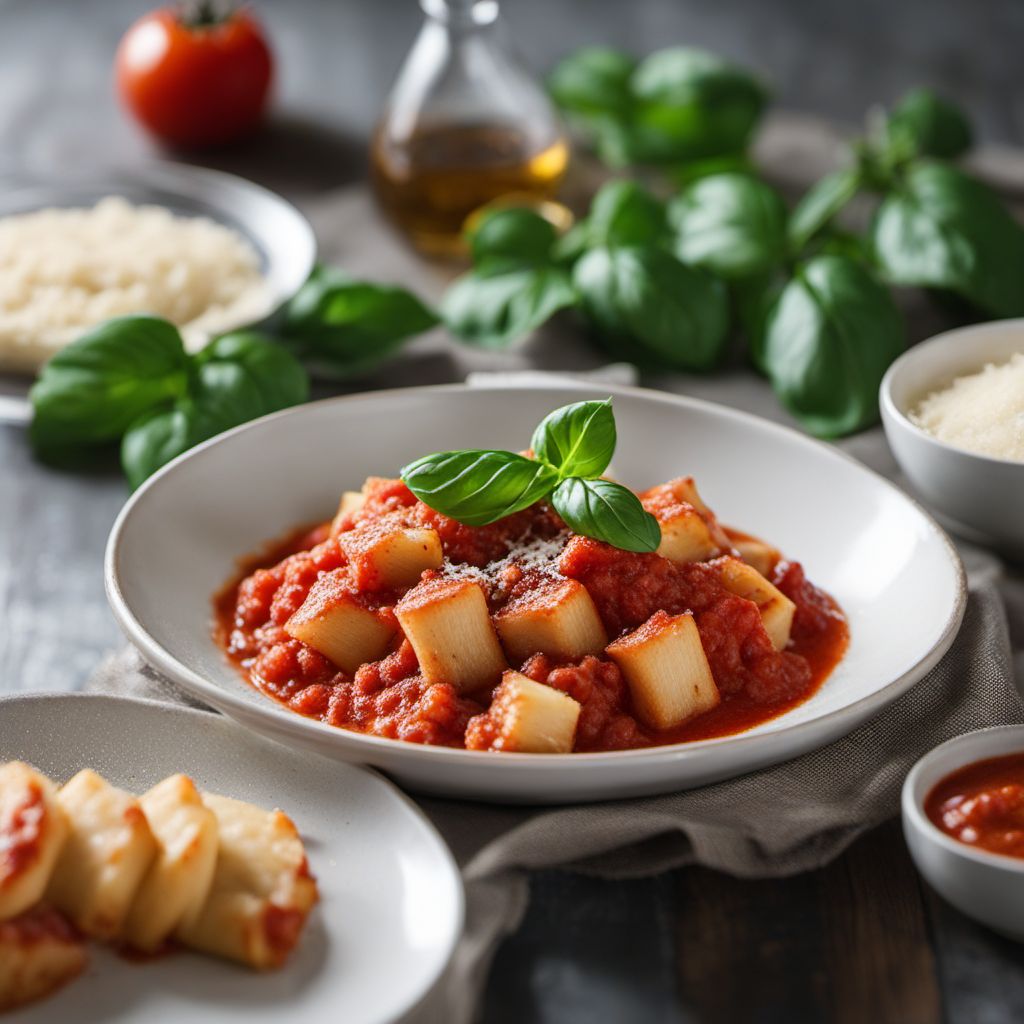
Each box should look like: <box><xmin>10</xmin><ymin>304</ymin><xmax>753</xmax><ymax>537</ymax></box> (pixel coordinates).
<box><xmin>0</xmin><ymin>196</ymin><xmax>270</xmax><ymax>372</ymax></box>
<box><xmin>910</xmin><ymin>353</ymin><xmax>1024</xmax><ymax>462</ymax></box>
<box><xmin>440</xmin><ymin>532</ymin><xmax>569</xmax><ymax>586</ymax></box>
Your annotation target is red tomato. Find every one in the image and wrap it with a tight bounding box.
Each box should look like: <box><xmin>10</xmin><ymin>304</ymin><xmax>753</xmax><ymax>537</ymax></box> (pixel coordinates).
<box><xmin>116</xmin><ymin>5</ymin><xmax>273</xmax><ymax>148</ymax></box>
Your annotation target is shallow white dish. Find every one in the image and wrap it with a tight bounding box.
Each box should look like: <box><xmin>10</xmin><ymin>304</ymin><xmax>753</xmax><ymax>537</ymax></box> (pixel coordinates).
<box><xmin>903</xmin><ymin>725</ymin><xmax>1024</xmax><ymax>941</ymax></box>
<box><xmin>881</xmin><ymin>319</ymin><xmax>1024</xmax><ymax>556</ymax></box>
<box><xmin>0</xmin><ymin>693</ymin><xmax>462</xmax><ymax>1024</ymax></box>
<box><xmin>106</xmin><ymin>382</ymin><xmax>967</xmax><ymax>804</ymax></box>
<box><xmin>0</xmin><ymin>161</ymin><xmax>317</xmax><ymax>424</ymax></box>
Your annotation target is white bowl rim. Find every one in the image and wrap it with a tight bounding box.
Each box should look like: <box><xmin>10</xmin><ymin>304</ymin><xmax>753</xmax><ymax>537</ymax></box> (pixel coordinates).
<box><xmin>105</xmin><ymin>380</ymin><xmax>968</xmax><ymax>769</ymax></box>
<box><xmin>880</xmin><ymin>317</ymin><xmax>1024</xmax><ymax>470</ymax></box>
<box><xmin>903</xmin><ymin>724</ymin><xmax>1024</xmax><ymax>874</ymax></box>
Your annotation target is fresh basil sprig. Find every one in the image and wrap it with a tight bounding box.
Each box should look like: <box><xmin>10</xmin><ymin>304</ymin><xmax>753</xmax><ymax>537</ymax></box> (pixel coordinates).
<box><xmin>763</xmin><ymin>255</ymin><xmax>905</xmax><ymax>438</ymax></box>
<box><xmin>282</xmin><ymin>264</ymin><xmax>438</xmax><ymax>379</ymax></box>
<box><xmin>551</xmin><ymin>477</ymin><xmax>662</xmax><ymax>553</ymax></box>
<box><xmin>442</xmin><ymin>208</ymin><xmax>577</xmax><ymax>348</ymax></box>
<box><xmin>31</xmin><ymin>318</ymin><xmax>308</xmax><ymax>488</ymax></box>
<box><xmin>869</xmin><ymin>161</ymin><xmax>1024</xmax><ymax>318</ymax></box>
<box><xmin>401</xmin><ymin>399</ymin><xmax>660</xmax><ymax>553</ymax></box>
<box><xmin>549</xmin><ymin>45</ymin><xmax>767</xmax><ymax>168</ymax></box>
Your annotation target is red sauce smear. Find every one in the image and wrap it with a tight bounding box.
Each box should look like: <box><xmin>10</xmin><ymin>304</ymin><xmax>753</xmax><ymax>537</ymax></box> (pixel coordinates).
<box><xmin>213</xmin><ymin>479</ymin><xmax>848</xmax><ymax>753</ymax></box>
<box><xmin>1</xmin><ymin>782</ymin><xmax>45</xmax><ymax>886</ymax></box>
<box><xmin>925</xmin><ymin>752</ymin><xmax>1024</xmax><ymax>859</ymax></box>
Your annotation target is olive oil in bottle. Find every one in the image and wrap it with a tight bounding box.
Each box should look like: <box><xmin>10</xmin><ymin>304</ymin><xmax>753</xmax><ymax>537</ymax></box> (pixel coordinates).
<box><xmin>371</xmin><ymin>0</ymin><xmax>568</xmax><ymax>257</ymax></box>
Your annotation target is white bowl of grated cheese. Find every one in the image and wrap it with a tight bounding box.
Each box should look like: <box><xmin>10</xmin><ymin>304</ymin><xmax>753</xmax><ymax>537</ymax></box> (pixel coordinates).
<box><xmin>0</xmin><ymin>162</ymin><xmax>316</xmax><ymax>376</ymax></box>
<box><xmin>881</xmin><ymin>320</ymin><xmax>1024</xmax><ymax>557</ymax></box>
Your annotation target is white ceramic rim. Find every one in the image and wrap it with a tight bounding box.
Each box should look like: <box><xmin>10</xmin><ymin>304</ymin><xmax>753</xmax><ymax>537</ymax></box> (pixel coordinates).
<box><xmin>903</xmin><ymin>724</ymin><xmax>1024</xmax><ymax>874</ymax></box>
<box><xmin>0</xmin><ymin>690</ymin><xmax>465</xmax><ymax>1022</ymax></box>
<box><xmin>105</xmin><ymin>381</ymin><xmax>968</xmax><ymax>772</ymax></box>
<box><xmin>880</xmin><ymin>318</ymin><xmax>1024</xmax><ymax>470</ymax></box>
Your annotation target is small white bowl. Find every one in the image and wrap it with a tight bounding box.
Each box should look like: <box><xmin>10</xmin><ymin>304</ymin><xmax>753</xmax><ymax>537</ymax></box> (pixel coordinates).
<box><xmin>880</xmin><ymin>320</ymin><xmax>1024</xmax><ymax>557</ymax></box>
<box><xmin>902</xmin><ymin>725</ymin><xmax>1024</xmax><ymax>941</ymax></box>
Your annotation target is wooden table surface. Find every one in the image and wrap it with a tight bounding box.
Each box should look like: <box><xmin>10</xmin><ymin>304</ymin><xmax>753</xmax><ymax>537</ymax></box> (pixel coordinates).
<box><xmin>2</xmin><ymin>1</ymin><xmax>1023</xmax><ymax>1021</ymax></box>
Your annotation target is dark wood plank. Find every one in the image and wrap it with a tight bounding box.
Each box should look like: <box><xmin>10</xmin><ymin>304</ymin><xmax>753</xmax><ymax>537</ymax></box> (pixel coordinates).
<box><xmin>922</xmin><ymin>879</ymin><xmax>1024</xmax><ymax>1023</ymax></box>
<box><xmin>482</xmin><ymin>871</ymin><xmax>684</xmax><ymax>1024</ymax></box>
<box><xmin>674</xmin><ymin>821</ymin><xmax>942</xmax><ymax>1024</ymax></box>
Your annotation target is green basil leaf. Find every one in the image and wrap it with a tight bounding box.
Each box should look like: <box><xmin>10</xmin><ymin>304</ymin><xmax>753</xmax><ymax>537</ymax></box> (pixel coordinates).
<box><xmin>587</xmin><ymin>180</ymin><xmax>667</xmax><ymax>248</ymax></box>
<box><xmin>630</xmin><ymin>48</ymin><xmax>767</xmax><ymax>163</ymax></box>
<box><xmin>530</xmin><ymin>399</ymin><xmax>615</xmax><ymax>478</ymax></box>
<box><xmin>547</xmin><ymin>47</ymin><xmax>636</xmax><ymax>117</ymax></box>
<box><xmin>669</xmin><ymin>172</ymin><xmax>787</xmax><ymax>279</ymax></box>
<box><xmin>469</xmin><ymin>207</ymin><xmax>559</xmax><ymax>265</ymax></box>
<box><xmin>764</xmin><ymin>254</ymin><xmax>905</xmax><ymax>438</ymax></box>
<box><xmin>732</xmin><ymin>270</ymin><xmax>786</xmax><ymax>375</ymax></box>
<box><xmin>282</xmin><ymin>264</ymin><xmax>438</xmax><ymax>378</ymax></box>
<box><xmin>573</xmin><ymin>246</ymin><xmax>730</xmax><ymax>370</ymax></box>
<box><xmin>401</xmin><ymin>450</ymin><xmax>559</xmax><ymax>526</ymax></box>
<box><xmin>441</xmin><ymin>265</ymin><xmax>576</xmax><ymax>348</ymax></box>
<box><xmin>886</xmin><ymin>88</ymin><xmax>972</xmax><ymax>160</ymax></box>
<box><xmin>787</xmin><ymin>166</ymin><xmax>863</xmax><ymax>253</ymax></box>
<box><xmin>30</xmin><ymin>316</ymin><xmax>189</xmax><ymax>458</ymax></box>
<box><xmin>121</xmin><ymin>332</ymin><xmax>308</xmax><ymax>489</ymax></box>
<box><xmin>870</xmin><ymin>161</ymin><xmax>1024</xmax><ymax>317</ymax></box>
<box><xmin>551</xmin><ymin>477</ymin><xmax>660</xmax><ymax>553</ymax></box>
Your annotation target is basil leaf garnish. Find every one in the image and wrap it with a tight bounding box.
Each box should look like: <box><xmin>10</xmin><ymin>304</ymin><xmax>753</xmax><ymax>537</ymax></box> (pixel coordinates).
<box><xmin>531</xmin><ymin>398</ymin><xmax>616</xmax><ymax>479</ymax></box>
<box><xmin>401</xmin><ymin>450</ymin><xmax>559</xmax><ymax>527</ymax></box>
<box><xmin>551</xmin><ymin>477</ymin><xmax>661</xmax><ymax>553</ymax></box>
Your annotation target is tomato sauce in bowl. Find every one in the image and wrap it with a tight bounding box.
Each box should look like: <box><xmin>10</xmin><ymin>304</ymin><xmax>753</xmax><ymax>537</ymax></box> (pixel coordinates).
<box><xmin>924</xmin><ymin>752</ymin><xmax>1024</xmax><ymax>859</ymax></box>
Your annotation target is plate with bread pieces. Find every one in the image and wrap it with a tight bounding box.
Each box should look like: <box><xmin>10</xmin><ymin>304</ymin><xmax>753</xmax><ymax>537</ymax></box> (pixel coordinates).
<box><xmin>0</xmin><ymin>693</ymin><xmax>462</xmax><ymax>1023</ymax></box>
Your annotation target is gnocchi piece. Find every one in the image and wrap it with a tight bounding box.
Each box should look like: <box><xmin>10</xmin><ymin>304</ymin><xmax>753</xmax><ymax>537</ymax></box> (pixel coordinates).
<box><xmin>329</xmin><ymin>489</ymin><xmax>367</xmax><ymax>535</ymax></box>
<box><xmin>0</xmin><ymin>907</ymin><xmax>87</xmax><ymax>1013</ymax></box>
<box><xmin>342</xmin><ymin>524</ymin><xmax>443</xmax><ymax>590</ymax></box>
<box><xmin>606</xmin><ymin>611</ymin><xmax>720</xmax><ymax>730</ymax></box>
<box><xmin>485</xmin><ymin>671</ymin><xmax>581</xmax><ymax>753</ymax></box>
<box><xmin>123</xmin><ymin>774</ymin><xmax>219</xmax><ymax>953</ymax></box>
<box><xmin>640</xmin><ymin>477</ymin><xmax>732</xmax><ymax>557</ymax></box>
<box><xmin>285</xmin><ymin>568</ymin><xmax>396</xmax><ymax>674</ymax></box>
<box><xmin>730</xmin><ymin>536</ymin><xmax>781</xmax><ymax>578</ymax></box>
<box><xmin>396</xmin><ymin>578</ymin><xmax>507</xmax><ymax>692</ymax></box>
<box><xmin>176</xmin><ymin>794</ymin><xmax>318</xmax><ymax>970</ymax></box>
<box><xmin>716</xmin><ymin>557</ymin><xmax>796</xmax><ymax>651</ymax></box>
<box><xmin>494</xmin><ymin>578</ymin><xmax>607</xmax><ymax>665</ymax></box>
<box><xmin>0</xmin><ymin>762</ymin><xmax>68</xmax><ymax>921</ymax></box>
<box><xmin>46</xmin><ymin>769</ymin><xmax>158</xmax><ymax>941</ymax></box>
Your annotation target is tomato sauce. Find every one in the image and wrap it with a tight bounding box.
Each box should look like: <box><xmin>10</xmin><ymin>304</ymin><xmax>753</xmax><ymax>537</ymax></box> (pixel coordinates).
<box><xmin>924</xmin><ymin>753</ymin><xmax>1024</xmax><ymax>859</ymax></box>
<box><xmin>214</xmin><ymin>479</ymin><xmax>848</xmax><ymax>753</ymax></box>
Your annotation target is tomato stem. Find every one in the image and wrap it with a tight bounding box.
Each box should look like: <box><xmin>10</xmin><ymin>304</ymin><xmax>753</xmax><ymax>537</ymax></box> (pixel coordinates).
<box><xmin>177</xmin><ymin>0</ymin><xmax>236</xmax><ymax>28</ymax></box>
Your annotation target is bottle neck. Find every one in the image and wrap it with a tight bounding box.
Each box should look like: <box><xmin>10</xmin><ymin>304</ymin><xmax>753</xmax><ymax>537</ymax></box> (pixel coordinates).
<box><xmin>419</xmin><ymin>0</ymin><xmax>499</xmax><ymax>27</ymax></box>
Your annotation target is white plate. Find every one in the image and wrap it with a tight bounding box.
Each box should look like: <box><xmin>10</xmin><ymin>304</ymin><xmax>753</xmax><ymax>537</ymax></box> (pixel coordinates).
<box><xmin>0</xmin><ymin>693</ymin><xmax>462</xmax><ymax>1024</ymax></box>
<box><xmin>106</xmin><ymin>383</ymin><xmax>967</xmax><ymax>804</ymax></box>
